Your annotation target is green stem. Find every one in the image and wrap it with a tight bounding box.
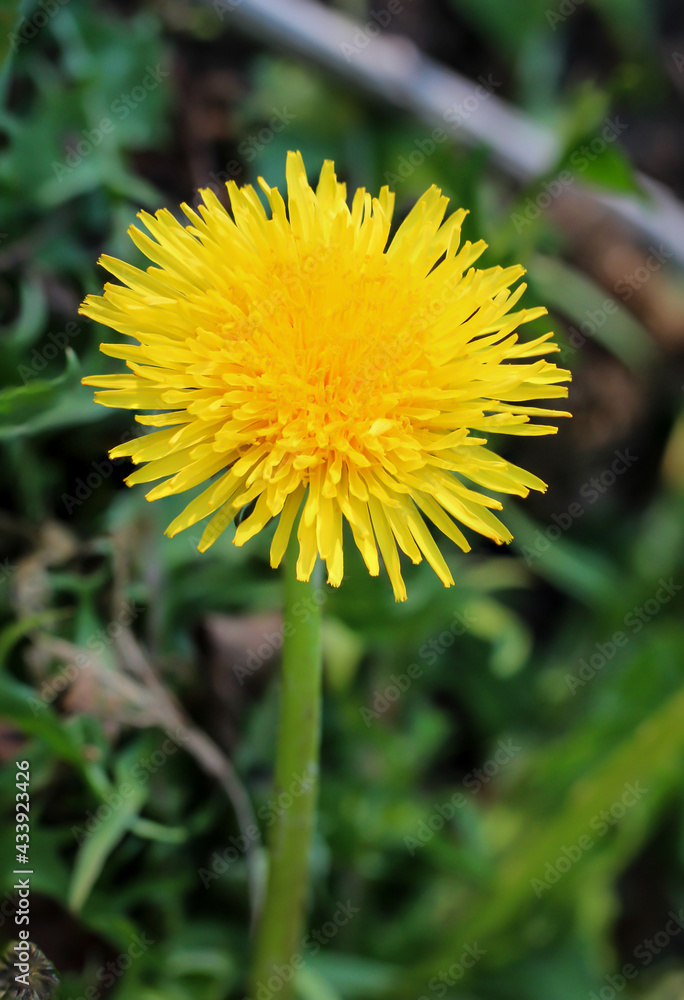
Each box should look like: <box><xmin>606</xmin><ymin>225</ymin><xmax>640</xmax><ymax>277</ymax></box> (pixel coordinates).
<box><xmin>250</xmin><ymin>539</ymin><xmax>324</xmax><ymax>999</ymax></box>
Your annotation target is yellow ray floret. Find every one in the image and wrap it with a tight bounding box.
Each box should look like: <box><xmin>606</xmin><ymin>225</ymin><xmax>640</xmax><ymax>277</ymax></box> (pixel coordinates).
<box><xmin>81</xmin><ymin>150</ymin><xmax>570</xmax><ymax>601</ymax></box>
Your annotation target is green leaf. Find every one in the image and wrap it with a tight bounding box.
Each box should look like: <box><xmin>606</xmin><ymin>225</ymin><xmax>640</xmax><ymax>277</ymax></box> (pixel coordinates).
<box><xmin>4</xmin><ymin>276</ymin><xmax>48</xmax><ymax>348</ymax></box>
<box><xmin>506</xmin><ymin>504</ymin><xmax>621</xmax><ymax>604</ymax></box>
<box><xmin>465</xmin><ymin>595</ymin><xmax>533</xmax><ymax>677</ymax></box>
<box><xmin>573</xmin><ymin>142</ymin><xmax>642</xmax><ymax>195</ymax></box>
<box><xmin>68</xmin><ymin>755</ymin><xmax>150</xmax><ymax>913</ymax></box>
<box><xmin>296</xmin><ymin>967</ymin><xmax>343</xmax><ymax>1000</ymax></box>
<box><xmin>0</xmin><ymin>348</ymin><xmax>80</xmax><ymax>439</ymax></box>
<box><xmin>0</xmin><ymin>673</ymin><xmax>85</xmax><ymax>766</ymax></box>
<box><xmin>312</xmin><ymin>953</ymin><xmax>397</xmax><ymax>997</ymax></box>
<box><xmin>129</xmin><ymin>818</ymin><xmax>188</xmax><ymax>843</ymax></box>
<box><xmin>322</xmin><ymin>617</ymin><xmax>365</xmax><ymax>693</ymax></box>
<box><xmin>551</xmin><ymin>88</ymin><xmax>642</xmax><ymax>196</ymax></box>
<box><xmin>0</xmin><ymin>607</ymin><xmax>70</xmax><ymax>665</ymax></box>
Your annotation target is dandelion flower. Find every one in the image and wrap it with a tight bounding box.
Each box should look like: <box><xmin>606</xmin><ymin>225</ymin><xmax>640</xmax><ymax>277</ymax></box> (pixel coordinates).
<box><xmin>81</xmin><ymin>151</ymin><xmax>570</xmax><ymax>601</ymax></box>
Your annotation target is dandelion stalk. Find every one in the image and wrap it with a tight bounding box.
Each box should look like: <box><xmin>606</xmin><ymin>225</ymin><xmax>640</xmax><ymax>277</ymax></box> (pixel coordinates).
<box><xmin>250</xmin><ymin>535</ymin><xmax>323</xmax><ymax>999</ymax></box>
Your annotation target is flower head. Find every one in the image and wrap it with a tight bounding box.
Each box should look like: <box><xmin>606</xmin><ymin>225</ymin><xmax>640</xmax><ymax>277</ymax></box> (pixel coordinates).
<box><xmin>82</xmin><ymin>151</ymin><xmax>570</xmax><ymax>601</ymax></box>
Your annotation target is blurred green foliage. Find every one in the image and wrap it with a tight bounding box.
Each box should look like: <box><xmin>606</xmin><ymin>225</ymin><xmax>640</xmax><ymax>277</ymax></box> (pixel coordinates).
<box><xmin>2</xmin><ymin>1</ymin><xmax>684</xmax><ymax>999</ymax></box>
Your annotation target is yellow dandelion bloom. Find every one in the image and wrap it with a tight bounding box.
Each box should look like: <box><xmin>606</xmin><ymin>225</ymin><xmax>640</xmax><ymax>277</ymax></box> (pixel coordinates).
<box><xmin>81</xmin><ymin>151</ymin><xmax>570</xmax><ymax>601</ymax></box>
